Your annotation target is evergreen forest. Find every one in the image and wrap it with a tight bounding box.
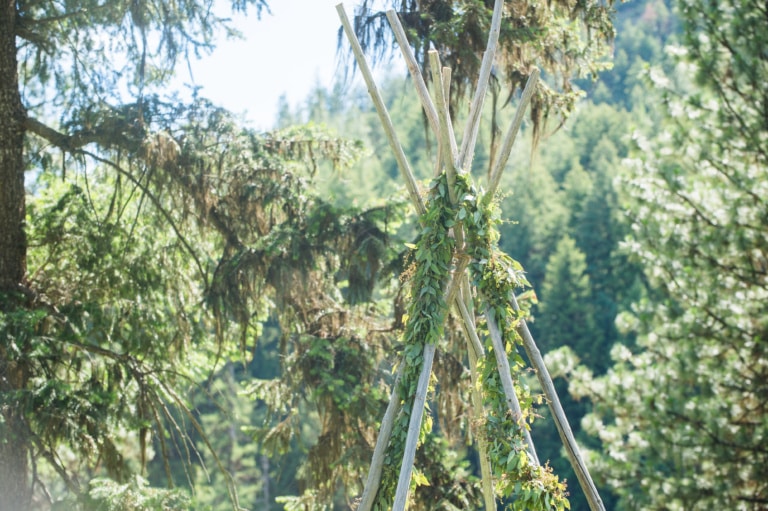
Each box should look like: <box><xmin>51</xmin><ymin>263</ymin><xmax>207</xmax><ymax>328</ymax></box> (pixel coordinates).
<box><xmin>0</xmin><ymin>0</ymin><xmax>766</xmax><ymax>510</ymax></box>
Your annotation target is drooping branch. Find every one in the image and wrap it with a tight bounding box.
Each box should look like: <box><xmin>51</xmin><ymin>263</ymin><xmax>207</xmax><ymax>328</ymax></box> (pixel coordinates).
<box><xmin>75</xmin><ymin>149</ymin><xmax>208</xmax><ymax>284</ymax></box>
<box><xmin>24</xmin><ymin>116</ymin><xmax>143</xmax><ymax>153</ymax></box>
<box><xmin>150</xmin><ymin>373</ymin><xmax>242</xmax><ymax>511</ymax></box>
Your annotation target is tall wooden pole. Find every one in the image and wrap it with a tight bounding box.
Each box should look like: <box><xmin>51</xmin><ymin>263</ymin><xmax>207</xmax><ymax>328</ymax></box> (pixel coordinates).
<box><xmin>512</xmin><ymin>294</ymin><xmax>606</xmax><ymax>511</ymax></box>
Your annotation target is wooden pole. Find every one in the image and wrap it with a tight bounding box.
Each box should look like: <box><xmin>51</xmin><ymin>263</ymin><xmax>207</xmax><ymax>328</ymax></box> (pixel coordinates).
<box><xmin>356</xmin><ymin>257</ymin><xmax>467</xmax><ymax>511</ymax></box>
<box><xmin>510</xmin><ymin>294</ymin><xmax>606</xmax><ymax>511</ymax></box>
<box><xmin>429</xmin><ymin>52</ymin><xmax>459</xmax><ymax>169</ymax></box>
<box><xmin>456</xmin><ymin>284</ymin><xmax>496</xmax><ymax>510</ymax></box>
<box><xmin>336</xmin><ymin>4</ymin><xmax>426</xmax><ymax>216</ymax></box>
<box><xmin>440</xmin><ymin>68</ymin><xmax>459</xmax><ymax>164</ymax></box>
<box><xmin>357</xmin><ymin>365</ymin><xmax>404</xmax><ymax>511</ymax></box>
<box><xmin>391</xmin><ymin>266</ymin><xmax>466</xmax><ymax>511</ymax></box>
<box><xmin>385</xmin><ymin>10</ymin><xmax>440</xmax><ymax>138</ymax></box>
<box><xmin>458</xmin><ymin>0</ymin><xmax>505</xmax><ymax>171</ymax></box>
<box><xmin>391</xmin><ymin>343</ymin><xmax>436</xmax><ymax>511</ymax></box>
<box><xmin>485</xmin><ymin>308</ymin><xmax>540</xmax><ymax>466</ymax></box>
<box><xmin>456</xmin><ymin>295</ymin><xmax>485</xmax><ymax>359</ymax></box>
<box><xmin>485</xmin><ymin>69</ymin><xmax>540</xmax><ymax>203</ymax></box>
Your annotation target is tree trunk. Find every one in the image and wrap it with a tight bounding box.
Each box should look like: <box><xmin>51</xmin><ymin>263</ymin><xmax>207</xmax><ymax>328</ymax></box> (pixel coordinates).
<box><xmin>0</xmin><ymin>0</ymin><xmax>25</xmax><ymax>292</ymax></box>
<box><xmin>0</xmin><ymin>0</ymin><xmax>31</xmax><ymax>509</ymax></box>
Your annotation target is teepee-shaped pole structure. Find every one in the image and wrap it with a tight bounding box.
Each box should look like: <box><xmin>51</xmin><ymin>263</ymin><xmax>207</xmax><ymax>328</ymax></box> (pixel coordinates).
<box><xmin>337</xmin><ymin>2</ymin><xmax>605</xmax><ymax>510</ymax></box>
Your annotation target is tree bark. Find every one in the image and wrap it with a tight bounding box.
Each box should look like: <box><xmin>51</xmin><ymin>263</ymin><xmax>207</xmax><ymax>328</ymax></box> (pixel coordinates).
<box><xmin>0</xmin><ymin>0</ymin><xmax>31</xmax><ymax>509</ymax></box>
<box><xmin>0</xmin><ymin>1</ymin><xmax>25</xmax><ymax>292</ymax></box>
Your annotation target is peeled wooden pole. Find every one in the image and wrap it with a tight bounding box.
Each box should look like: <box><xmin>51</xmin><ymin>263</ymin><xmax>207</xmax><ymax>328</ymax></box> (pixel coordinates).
<box><xmin>385</xmin><ymin>10</ymin><xmax>440</xmax><ymax>138</ymax></box>
<box><xmin>337</xmin><ymin>9</ymin><xmax>428</xmax><ymax>507</ymax></box>
<box><xmin>458</xmin><ymin>0</ymin><xmax>505</xmax><ymax>171</ymax></box>
<box><xmin>358</xmin><ymin>251</ymin><xmax>468</xmax><ymax>511</ymax></box>
<box><xmin>391</xmin><ymin>265</ymin><xmax>468</xmax><ymax>511</ymax></box>
<box><xmin>456</xmin><ymin>296</ymin><xmax>485</xmax><ymax>359</ymax></box>
<box><xmin>440</xmin><ymin>68</ymin><xmax>459</xmax><ymax>163</ymax></box>
<box><xmin>456</xmin><ymin>287</ymin><xmax>496</xmax><ymax>511</ymax></box>
<box><xmin>336</xmin><ymin>4</ymin><xmax>426</xmax><ymax>216</ymax></box>
<box><xmin>465</xmin><ymin>347</ymin><xmax>496</xmax><ymax>511</ymax></box>
<box><xmin>337</xmin><ymin>10</ymin><xmax>471</xmax><ymax>504</ymax></box>
<box><xmin>391</xmin><ymin>343</ymin><xmax>436</xmax><ymax>511</ymax></box>
<box><xmin>429</xmin><ymin>52</ymin><xmax>460</xmax><ymax>173</ymax></box>
<box><xmin>485</xmin><ymin>308</ymin><xmax>540</xmax><ymax>466</ymax></box>
<box><xmin>485</xmin><ymin>69</ymin><xmax>540</xmax><ymax>203</ymax></box>
<box><xmin>357</xmin><ymin>365</ymin><xmax>404</xmax><ymax>511</ymax></box>
<box><xmin>510</xmin><ymin>294</ymin><xmax>606</xmax><ymax>511</ymax></box>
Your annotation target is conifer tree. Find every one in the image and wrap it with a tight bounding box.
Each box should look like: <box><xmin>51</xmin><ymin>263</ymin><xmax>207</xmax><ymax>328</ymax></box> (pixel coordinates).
<box><xmin>0</xmin><ymin>2</ymin><xmax>408</xmax><ymax>509</ymax></box>
<box><xmin>538</xmin><ymin>236</ymin><xmax>597</xmax><ymax>363</ymax></box>
<box><xmin>568</xmin><ymin>0</ymin><xmax>768</xmax><ymax>507</ymax></box>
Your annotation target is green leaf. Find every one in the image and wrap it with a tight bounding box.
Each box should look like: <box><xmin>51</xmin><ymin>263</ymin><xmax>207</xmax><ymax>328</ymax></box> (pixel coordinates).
<box><xmin>412</xmin><ymin>469</ymin><xmax>430</xmax><ymax>487</ymax></box>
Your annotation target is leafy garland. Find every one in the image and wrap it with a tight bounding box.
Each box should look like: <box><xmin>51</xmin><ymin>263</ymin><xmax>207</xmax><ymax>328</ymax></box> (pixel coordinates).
<box><xmin>373</xmin><ymin>171</ymin><xmax>570</xmax><ymax>510</ymax></box>
<box><xmin>372</xmin><ymin>175</ymin><xmax>457</xmax><ymax>510</ymax></box>
<box><xmin>459</xmin><ymin>172</ymin><xmax>570</xmax><ymax>510</ymax></box>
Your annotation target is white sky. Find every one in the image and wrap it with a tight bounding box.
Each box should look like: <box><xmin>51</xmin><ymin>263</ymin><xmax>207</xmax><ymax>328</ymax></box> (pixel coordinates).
<box><xmin>182</xmin><ymin>0</ymin><xmax>387</xmax><ymax>131</ymax></box>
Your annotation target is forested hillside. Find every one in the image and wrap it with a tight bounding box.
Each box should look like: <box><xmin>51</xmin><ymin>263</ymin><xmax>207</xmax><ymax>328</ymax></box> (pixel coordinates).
<box><xmin>1</xmin><ymin>0</ymin><xmax>765</xmax><ymax>510</ymax></box>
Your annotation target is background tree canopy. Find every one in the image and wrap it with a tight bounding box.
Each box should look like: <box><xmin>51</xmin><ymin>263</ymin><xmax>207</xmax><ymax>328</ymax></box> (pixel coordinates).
<box><xmin>559</xmin><ymin>0</ymin><xmax>768</xmax><ymax>508</ymax></box>
<box><xmin>2</xmin><ymin>0</ymin><xmax>767</xmax><ymax>510</ymax></box>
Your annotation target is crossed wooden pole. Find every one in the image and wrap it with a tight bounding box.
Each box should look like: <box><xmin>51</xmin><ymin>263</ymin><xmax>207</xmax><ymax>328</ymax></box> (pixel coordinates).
<box><xmin>336</xmin><ymin>2</ymin><xmax>605</xmax><ymax>510</ymax></box>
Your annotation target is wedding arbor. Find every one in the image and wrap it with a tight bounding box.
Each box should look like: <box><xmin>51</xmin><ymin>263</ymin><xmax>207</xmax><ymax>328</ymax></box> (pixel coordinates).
<box><xmin>336</xmin><ymin>2</ymin><xmax>605</xmax><ymax>510</ymax></box>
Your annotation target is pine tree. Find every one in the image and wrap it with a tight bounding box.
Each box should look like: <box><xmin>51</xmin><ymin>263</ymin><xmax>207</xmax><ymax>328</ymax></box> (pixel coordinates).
<box><xmin>538</xmin><ymin>236</ymin><xmax>597</xmax><ymax>363</ymax></box>
<box><xmin>569</xmin><ymin>0</ymin><xmax>768</xmax><ymax>507</ymax></box>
